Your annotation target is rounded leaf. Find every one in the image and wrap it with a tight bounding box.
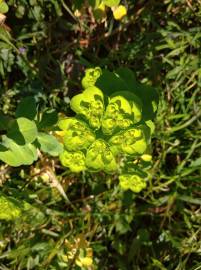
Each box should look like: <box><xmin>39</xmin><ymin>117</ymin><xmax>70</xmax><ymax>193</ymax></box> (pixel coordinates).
<box><xmin>0</xmin><ymin>136</ymin><xmax>38</xmax><ymax>166</ymax></box>
<box><xmin>7</xmin><ymin>117</ymin><xmax>38</xmax><ymax>145</ymax></box>
<box><xmin>0</xmin><ymin>2</ymin><xmax>9</xmax><ymax>13</ymax></box>
<box><xmin>15</xmin><ymin>97</ymin><xmax>37</xmax><ymax>120</ymax></box>
<box><xmin>37</xmin><ymin>133</ymin><xmax>63</xmax><ymax>156</ymax></box>
<box><xmin>38</xmin><ymin>109</ymin><xmax>58</xmax><ymax>129</ymax></box>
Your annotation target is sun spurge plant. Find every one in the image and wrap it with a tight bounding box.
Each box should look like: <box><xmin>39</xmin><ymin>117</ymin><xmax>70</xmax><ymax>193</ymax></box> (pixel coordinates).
<box><xmin>58</xmin><ymin>67</ymin><xmax>158</xmax><ymax>193</ymax></box>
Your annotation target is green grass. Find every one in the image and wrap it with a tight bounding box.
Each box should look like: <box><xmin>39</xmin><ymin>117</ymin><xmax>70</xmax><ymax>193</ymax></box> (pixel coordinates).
<box><xmin>0</xmin><ymin>0</ymin><xmax>201</xmax><ymax>269</ymax></box>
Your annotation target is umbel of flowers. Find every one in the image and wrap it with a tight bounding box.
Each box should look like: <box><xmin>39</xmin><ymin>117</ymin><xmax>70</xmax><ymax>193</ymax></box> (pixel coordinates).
<box><xmin>58</xmin><ymin>68</ymin><xmax>155</xmax><ymax>193</ymax></box>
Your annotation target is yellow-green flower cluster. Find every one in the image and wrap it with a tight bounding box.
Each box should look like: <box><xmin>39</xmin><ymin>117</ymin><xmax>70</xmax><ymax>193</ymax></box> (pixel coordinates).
<box><xmin>58</xmin><ymin>118</ymin><xmax>95</xmax><ymax>152</ymax></box>
<box><xmin>86</xmin><ymin>139</ymin><xmax>117</xmax><ymax>173</ymax></box>
<box><xmin>71</xmin><ymin>86</ymin><xmax>104</xmax><ymax>129</ymax></box>
<box><xmin>109</xmin><ymin>127</ymin><xmax>147</xmax><ymax>155</ymax></box>
<box><xmin>81</xmin><ymin>67</ymin><xmax>102</xmax><ymax>89</ymax></box>
<box><xmin>58</xmin><ymin>118</ymin><xmax>118</xmax><ymax>174</ymax></box>
<box><xmin>119</xmin><ymin>174</ymin><xmax>146</xmax><ymax>193</ymax></box>
<box><xmin>58</xmin><ymin>68</ymin><xmax>154</xmax><ymax>192</ymax></box>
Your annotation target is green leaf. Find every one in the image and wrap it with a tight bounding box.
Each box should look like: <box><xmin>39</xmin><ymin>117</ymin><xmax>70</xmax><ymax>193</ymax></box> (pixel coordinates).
<box><xmin>0</xmin><ymin>112</ymin><xmax>12</xmax><ymax>130</ymax></box>
<box><xmin>73</xmin><ymin>0</ymin><xmax>85</xmax><ymax>9</ymax></box>
<box><xmin>133</xmin><ymin>83</ymin><xmax>159</xmax><ymax>121</ymax></box>
<box><xmin>115</xmin><ymin>68</ymin><xmax>159</xmax><ymax>120</ymax></box>
<box><xmin>0</xmin><ymin>2</ymin><xmax>9</xmax><ymax>13</ymax></box>
<box><xmin>38</xmin><ymin>109</ymin><xmax>58</xmax><ymax>129</ymax></box>
<box><xmin>0</xmin><ymin>28</ymin><xmax>14</xmax><ymax>49</ymax></box>
<box><xmin>7</xmin><ymin>117</ymin><xmax>38</xmax><ymax>145</ymax></box>
<box><xmin>115</xmin><ymin>67</ymin><xmax>137</xmax><ymax>88</ymax></box>
<box><xmin>88</xmin><ymin>0</ymin><xmax>101</xmax><ymax>8</ymax></box>
<box><xmin>145</xmin><ymin>120</ymin><xmax>155</xmax><ymax>134</ymax></box>
<box><xmin>0</xmin><ymin>136</ymin><xmax>38</xmax><ymax>166</ymax></box>
<box><xmin>0</xmin><ymin>195</ymin><xmax>21</xmax><ymax>220</ymax></box>
<box><xmin>190</xmin><ymin>157</ymin><xmax>201</xmax><ymax>167</ymax></box>
<box><xmin>37</xmin><ymin>132</ymin><xmax>63</xmax><ymax>156</ymax></box>
<box><xmin>93</xmin><ymin>2</ymin><xmax>106</xmax><ymax>20</ymax></box>
<box><xmin>96</xmin><ymin>68</ymin><xmax>159</xmax><ymax>121</ymax></box>
<box><xmin>178</xmin><ymin>195</ymin><xmax>201</xmax><ymax>205</ymax></box>
<box><xmin>15</xmin><ymin>97</ymin><xmax>37</xmax><ymax>120</ymax></box>
<box><xmin>96</xmin><ymin>69</ymin><xmax>128</xmax><ymax>95</ymax></box>
<box><xmin>111</xmin><ymin>91</ymin><xmax>142</xmax><ymax>122</ymax></box>
<box><xmin>103</xmin><ymin>0</ymin><xmax>120</xmax><ymax>7</ymax></box>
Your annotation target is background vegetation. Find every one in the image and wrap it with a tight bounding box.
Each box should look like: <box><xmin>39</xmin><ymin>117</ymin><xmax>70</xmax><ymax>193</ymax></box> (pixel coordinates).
<box><xmin>0</xmin><ymin>0</ymin><xmax>201</xmax><ymax>269</ymax></box>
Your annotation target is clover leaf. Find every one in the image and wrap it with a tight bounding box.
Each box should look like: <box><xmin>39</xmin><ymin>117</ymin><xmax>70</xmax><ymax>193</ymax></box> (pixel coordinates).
<box><xmin>7</xmin><ymin>117</ymin><xmax>38</xmax><ymax>145</ymax></box>
<box><xmin>0</xmin><ymin>97</ymin><xmax>63</xmax><ymax>166</ymax></box>
<box><xmin>0</xmin><ymin>136</ymin><xmax>38</xmax><ymax>166</ymax></box>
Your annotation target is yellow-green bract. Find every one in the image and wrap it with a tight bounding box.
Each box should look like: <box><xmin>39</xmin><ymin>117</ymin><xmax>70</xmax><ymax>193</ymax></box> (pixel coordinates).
<box><xmin>58</xmin><ymin>118</ymin><xmax>96</xmax><ymax>151</ymax></box>
<box><xmin>81</xmin><ymin>67</ymin><xmax>102</xmax><ymax>89</ymax></box>
<box><xmin>0</xmin><ymin>195</ymin><xmax>21</xmax><ymax>220</ymax></box>
<box><xmin>85</xmin><ymin>139</ymin><xmax>117</xmax><ymax>173</ymax></box>
<box><xmin>58</xmin><ymin>67</ymin><xmax>156</xmax><ymax>193</ymax></box>
<box><xmin>119</xmin><ymin>174</ymin><xmax>146</xmax><ymax>193</ymax></box>
<box><xmin>70</xmin><ymin>86</ymin><xmax>104</xmax><ymax>129</ymax></box>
